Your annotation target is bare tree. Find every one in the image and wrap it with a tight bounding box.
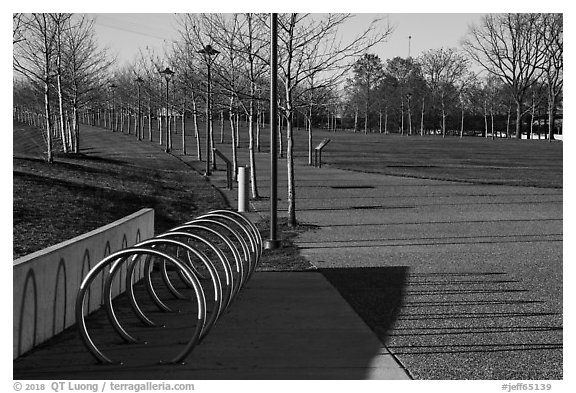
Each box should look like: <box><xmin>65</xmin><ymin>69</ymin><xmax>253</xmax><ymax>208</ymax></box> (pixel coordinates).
<box><xmin>539</xmin><ymin>13</ymin><xmax>563</xmax><ymax>142</ymax></box>
<box><xmin>13</xmin><ymin>13</ymin><xmax>29</xmax><ymax>44</ymax></box>
<box><xmin>419</xmin><ymin>48</ymin><xmax>468</xmax><ymax>137</ymax></box>
<box><xmin>14</xmin><ymin>13</ymin><xmax>60</xmax><ymax>162</ymax></box>
<box><xmin>463</xmin><ymin>13</ymin><xmax>546</xmax><ymax>139</ymax></box>
<box><xmin>204</xmin><ymin>13</ymin><xmax>269</xmax><ymax>199</ymax></box>
<box><xmin>62</xmin><ymin>15</ymin><xmax>113</xmax><ymax>152</ymax></box>
<box><xmin>52</xmin><ymin>13</ymin><xmax>73</xmax><ymax>153</ymax></box>
<box><xmin>274</xmin><ymin>13</ymin><xmax>392</xmax><ymax>226</ymax></box>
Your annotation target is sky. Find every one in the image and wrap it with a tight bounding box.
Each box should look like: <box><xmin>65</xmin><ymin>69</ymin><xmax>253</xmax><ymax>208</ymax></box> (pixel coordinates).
<box><xmin>88</xmin><ymin>13</ymin><xmax>485</xmax><ymax>68</ymax></box>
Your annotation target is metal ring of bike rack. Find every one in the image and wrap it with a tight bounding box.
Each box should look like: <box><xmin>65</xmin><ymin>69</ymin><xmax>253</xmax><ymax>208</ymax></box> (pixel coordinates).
<box><xmin>156</xmin><ymin>231</ymin><xmax>235</xmax><ymax>312</ymax></box>
<box><xmin>205</xmin><ymin>210</ymin><xmax>263</xmax><ymax>255</ymax></box>
<box><xmin>75</xmin><ymin>210</ymin><xmax>262</xmax><ymax>365</ymax></box>
<box><xmin>187</xmin><ymin>218</ymin><xmax>252</xmax><ymax>289</ymax></box>
<box><xmin>169</xmin><ymin>223</ymin><xmax>244</xmax><ymax>302</ymax></box>
<box><xmin>124</xmin><ymin>238</ymin><xmax>224</xmax><ymax>340</ymax></box>
<box><xmin>76</xmin><ymin>248</ymin><xmax>206</xmax><ymax>365</ymax></box>
<box><xmin>195</xmin><ymin>213</ymin><xmax>259</xmax><ymax>279</ymax></box>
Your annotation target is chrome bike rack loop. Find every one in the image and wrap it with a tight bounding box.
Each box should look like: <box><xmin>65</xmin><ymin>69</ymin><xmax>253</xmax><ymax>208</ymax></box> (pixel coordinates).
<box><xmin>75</xmin><ymin>248</ymin><xmax>206</xmax><ymax>365</ymax></box>
<box><xmin>169</xmin><ymin>223</ymin><xmax>245</xmax><ymax>302</ymax></box>
<box><xmin>75</xmin><ymin>210</ymin><xmax>263</xmax><ymax>366</ymax></box>
<box><xmin>110</xmin><ymin>238</ymin><xmax>224</xmax><ymax>343</ymax></box>
<box><xmin>195</xmin><ymin>212</ymin><xmax>260</xmax><ymax>279</ymax></box>
<box><xmin>156</xmin><ymin>231</ymin><xmax>235</xmax><ymax>312</ymax></box>
<box><xmin>186</xmin><ymin>218</ymin><xmax>252</xmax><ymax>289</ymax></box>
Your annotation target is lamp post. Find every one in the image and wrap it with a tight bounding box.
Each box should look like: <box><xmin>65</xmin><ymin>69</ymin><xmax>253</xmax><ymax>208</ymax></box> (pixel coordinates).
<box><xmin>135</xmin><ymin>76</ymin><xmax>144</xmax><ymax>141</ymax></box>
<box><xmin>264</xmin><ymin>13</ymin><xmax>281</xmax><ymax>250</ymax></box>
<box><xmin>198</xmin><ymin>44</ymin><xmax>219</xmax><ymax>176</ymax></box>
<box><xmin>159</xmin><ymin>67</ymin><xmax>175</xmax><ymax>153</ymax></box>
<box><xmin>109</xmin><ymin>83</ymin><xmax>117</xmax><ymax>132</ymax></box>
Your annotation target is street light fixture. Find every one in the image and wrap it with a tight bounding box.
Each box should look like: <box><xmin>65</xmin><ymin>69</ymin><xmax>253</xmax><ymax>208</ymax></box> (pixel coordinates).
<box><xmin>159</xmin><ymin>67</ymin><xmax>175</xmax><ymax>153</ymax></box>
<box><xmin>197</xmin><ymin>44</ymin><xmax>220</xmax><ymax>176</ymax></box>
<box><xmin>135</xmin><ymin>76</ymin><xmax>144</xmax><ymax>141</ymax></box>
<box><xmin>109</xmin><ymin>83</ymin><xmax>117</xmax><ymax>132</ymax></box>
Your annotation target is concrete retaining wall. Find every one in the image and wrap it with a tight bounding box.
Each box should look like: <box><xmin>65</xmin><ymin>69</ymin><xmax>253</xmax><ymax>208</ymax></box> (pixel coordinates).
<box><xmin>13</xmin><ymin>209</ymin><xmax>154</xmax><ymax>359</ymax></box>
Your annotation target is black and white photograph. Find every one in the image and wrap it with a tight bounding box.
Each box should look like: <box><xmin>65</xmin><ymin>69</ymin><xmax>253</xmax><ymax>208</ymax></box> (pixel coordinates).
<box><xmin>10</xmin><ymin>1</ymin><xmax>568</xmax><ymax>390</ymax></box>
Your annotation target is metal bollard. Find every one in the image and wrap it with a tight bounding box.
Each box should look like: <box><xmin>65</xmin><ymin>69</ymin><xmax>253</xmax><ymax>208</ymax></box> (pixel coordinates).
<box><xmin>238</xmin><ymin>166</ymin><xmax>249</xmax><ymax>212</ymax></box>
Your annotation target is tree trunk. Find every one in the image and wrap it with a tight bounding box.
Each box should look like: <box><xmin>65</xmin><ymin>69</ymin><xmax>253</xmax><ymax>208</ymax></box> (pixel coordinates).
<box><xmin>490</xmin><ymin>105</ymin><xmax>495</xmax><ymax>140</ymax></box>
<box><xmin>56</xmin><ymin>69</ymin><xmax>67</xmax><ymax>153</ymax></box>
<box><xmin>420</xmin><ymin>99</ymin><xmax>425</xmax><ymax>136</ymax></box>
<box><xmin>378</xmin><ymin>110</ymin><xmax>382</xmax><ymax>134</ymax></box>
<box><xmin>73</xmin><ymin>106</ymin><xmax>80</xmax><ymax>153</ymax></box>
<box><xmin>278</xmin><ymin>114</ymin><xmax>284</xmax><ymax>158</ymax></box>
<box><xmin>441</xmin><ymin>99</ymin><xmax>446</xmax><ymax>138</ymax></box>
<box><xmin>506</xmin><ymin>105</ymin><xmax>511</xmax><ymax>139</ymax></box>
<box><xmin>66</xmin><ymin>111</ymin><xmax>74</xmax><ymax>151</ymax></box>
<box><xmin>364</xmin><ymin>102</ymin><xmax>368</xmax><ymax>135</ymax></box>
<box><xmin>407</xmin><ymin>99</ymin><xmax>412</xmax><ymax>136</ymax></box>
<box><xmin>159</xmin><ymin>111</ymin><xmax>163</xmax><ymax>145</ymax></box>
<box><xmin>384</xmin><ymin>106</ymin><xmax>388</xmax><ymax>134</ymax></box>
<box><xmin>74</xmin><ymin>105</ymin><xmax>80</xmax><ymax>153</ymax></box>
<box><xmin>148</xmin><ymin>99</ymin><xmax>153</xmax><ymax>142</ymax></box>
<box><xmin>248</xmin><ymin>92</ymin><xmax>259</xmax><ymax>199</ymax></box>
<box><xmin>354</xmin><ymin>107</ymin><xmax>358</xmax><ymax>133</ymax></box>
<box><xmin>43</xmin><ymin>81</ymin><xmax>53</xmax><ymax>163</ymax></box>
<box><xmin>220</xmin><ymin>110</ymin><xmax>224</xmax><ymax>144</ymax></box>
<box><xmin>192</xmin><ymin>94</ymin><xmax>201</xmax><ymax>161</ymax></box>
<box><xmin>483</xmin><ymin>100</ymin><xmax>488</xmax><ymax>138</ymax></box>
<box><xmin>308</xmin><ymin>104</ymin><xmax>313</xmax><ymax>165</ymax></box>
<box><xmin>182</xmin><ymin>98</ymin><xmax>186</xmax><ymax>155</ymax></box>
<box><xmin>460</xmin><ymin>104</ymin><xmax>464</xmax><ymax>138</ymax></box>
<box><xmin>400</xmin><ymin>98</ymin><xmax>405</xmax><ymax>136</ymax></box>
<box><xmin>235</xmin><ymin>112</ymin><xmax>240</xmax><ymax>149</ymax></box>
<box><xmin>121</xmin><ymin>107</ymin><xmax>125</xmax><ymax>133</ymax></box>
<box><xmin>286</xmin><ymin>106</ymin><xmax>296</xmax><ymax>227</ymax></box>
<box><xmin>548</xmin><ymin>94</ymin><xmax>556</xmax><ymax>143</ymax></box>
<box><xmin>229</xmin><ymin>97</ymin><xmax>238</xmax><ymax>178</ymax></box>
<box><xmin>515</xmin><ymin>101</ymin><xmax>522</xmax><ymax>139</ymax></box>
<box><xmin>256</xmin><ymin>108</ymin><xmax>261</xmax><ymax>152</ymax></box>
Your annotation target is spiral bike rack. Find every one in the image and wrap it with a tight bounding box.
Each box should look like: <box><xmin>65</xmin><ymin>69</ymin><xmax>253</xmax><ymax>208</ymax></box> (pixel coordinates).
<box><xmin>75</xmin><ymin>210</ymin><xmax>262</xmax><ymax>365</ymax></box>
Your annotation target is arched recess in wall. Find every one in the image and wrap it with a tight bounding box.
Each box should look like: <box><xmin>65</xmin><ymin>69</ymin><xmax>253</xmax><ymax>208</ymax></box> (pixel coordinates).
<box><xmin>52</xmin><ymin>258</ymin><xmax>67</xmax><ymax>336</ymax></box>
<box><xmin>18</xmin><ymin>269</ymin><xmax>38</xmax><ymax>356</ymax></box>
<box><xmin>100</xmin><ymin>241</ymin><xmax>111</xmax><ymax>305</ymax></box>
<box><xmin>81</xmin><ymin>249</ymin><xmax>91</xmax><ymax>315</ymax></box>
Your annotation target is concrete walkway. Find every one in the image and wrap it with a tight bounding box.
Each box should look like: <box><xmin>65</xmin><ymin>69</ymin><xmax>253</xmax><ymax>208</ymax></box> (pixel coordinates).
<box><xmin>13</xmin><ymin>126</ymin><xmax>410</xmax><ymax>380</ymax></box>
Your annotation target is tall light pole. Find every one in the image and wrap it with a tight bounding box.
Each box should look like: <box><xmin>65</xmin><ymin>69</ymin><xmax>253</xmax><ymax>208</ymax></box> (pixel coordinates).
<box><xmin>408</xmin><ymin>35</ymin><xmax>412</xmax><ymax>58</ymax></box>
<box><xmin>264</xmin><ymin>13</ymin><xmax>281</xmax><ymax>250</ymax></box>
<box><xmin>135</xmin><ymin>76</ymin><xmax>144</xmax><ymax>141</ymax></box>
<box><xmin>159</xmin><ymin>67</ymin><xmax>175</xmax><ymax>153</ymax></box>
<box><xmin>198</xmin><ymin>44</ymin><xmax>219</xmax><ymax>176</ymax></box>
<box><xmin>109</xmin><ymin>83</ymin><xmax>117</xmax><ymax>132</ymax></box>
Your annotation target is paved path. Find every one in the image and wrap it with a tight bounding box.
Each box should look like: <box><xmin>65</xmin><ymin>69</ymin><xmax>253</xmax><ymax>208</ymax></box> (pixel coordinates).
<box><xmin>206</xmin><ymin>133</ymin><xmax>562</xmax><ymax>380</ymax></box>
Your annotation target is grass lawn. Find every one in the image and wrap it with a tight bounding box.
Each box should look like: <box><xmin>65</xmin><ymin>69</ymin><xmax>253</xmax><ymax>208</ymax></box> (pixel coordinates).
<box><xmin>13</xmin><ymin>119</ymin><xmax>562</xmax><ymax>259</ymax></box>
<box><xmin>288</xmin><ymin>129</ymin><xmax>563</xmax><ymax>189</ymax></box>
<box><xmin>13</xmin><ymin>122</ymin><xmax>228</xmax><ymax>259</ymax></box>
<box><xmin>12</xmin><ymin>121</ymin><xmax>314</xmax><ymax>271</ymax></box>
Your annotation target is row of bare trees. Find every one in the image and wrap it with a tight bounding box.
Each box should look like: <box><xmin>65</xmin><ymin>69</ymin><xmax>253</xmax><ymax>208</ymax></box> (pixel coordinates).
<box><xmin>14</xmin><ymin>13</ymin><xmax>392</xmax><ymax>227</ymax></box>
<box><xmin>343</xmin><ymin>13</ymin><xmax>562</xmax><ymax>141</ymax></box>
<box><xmin>13</xmin><ymin>13</ymin><xmax>113</xmax><ymax>162</ymax></box>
